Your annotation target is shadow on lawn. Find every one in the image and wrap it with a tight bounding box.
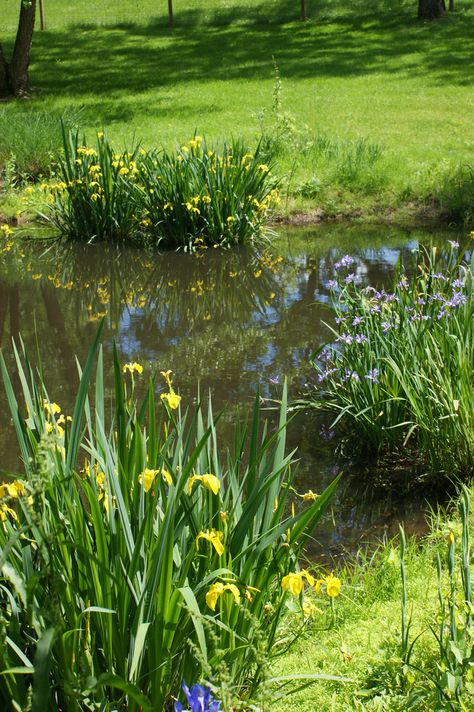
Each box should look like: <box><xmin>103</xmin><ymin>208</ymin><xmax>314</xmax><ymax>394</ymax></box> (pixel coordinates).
<box><xmin>13</xmin><ymin>4</ymin><xmax>472</xmax><ymax>126</ymax></box>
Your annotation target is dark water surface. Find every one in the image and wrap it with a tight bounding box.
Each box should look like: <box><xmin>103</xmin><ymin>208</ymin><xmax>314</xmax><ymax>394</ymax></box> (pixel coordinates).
<box><xmin>0</xmin><ymin>224</ymin><xmax>460</xmax><ymax>556</ymax></box>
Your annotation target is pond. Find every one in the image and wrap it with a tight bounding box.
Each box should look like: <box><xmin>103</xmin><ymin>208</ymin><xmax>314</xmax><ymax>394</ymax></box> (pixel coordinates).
<box><xmin>0</xmin><ymin>223</ymin><xmax>460</xmax><ymax>558</ymax></box>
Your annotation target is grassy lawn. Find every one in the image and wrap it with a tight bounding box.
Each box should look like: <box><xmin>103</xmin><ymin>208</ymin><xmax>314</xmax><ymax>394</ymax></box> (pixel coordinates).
<box><xmin>2</xmin><ymin>0</ymin><xmax>474</xmax><ymax>218</ymax></box>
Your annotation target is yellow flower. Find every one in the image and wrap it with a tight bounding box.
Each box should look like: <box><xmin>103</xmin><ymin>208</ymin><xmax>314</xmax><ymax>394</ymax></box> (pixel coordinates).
<box><xmin>196</xmin><ymin>529</ymin><xmax>225</xmax><ymax>556</ymax></box>
<box><xmin>0</xmin><ymin>504</ymin><xmax>18</xmax><ymax>523</ymax></box>
<box><xmin>1</xmin><ymin>224</ymin><xmax>14</xmax><ymax>237</ymax></box>
<box><xmin>0</xmin><ymin>481</ymin><xmax>25</xmax><ymax>499</ymax></box>
<box><xmin>470</xmin><ymin>230</ymin><xmax>474</xmax><ymax>239</ymax></box>
<box><xmin>205</xmin><ymin>581</ymin><xmax>240</xmax><ymax>611</ymax></box>
<box><xmin>163</xmin><ymin>202</ymin><xmax>174</xmax><ymax>211</ymax></box>
<box><xmin>138</xmin><ymin>467</ymin><xmax>172</xmax><ymax>491</ymax></box>
<box><xmin>188</xmin><ymin>473</ymin><xmax>221</xmax><ymax>496</ymax></box>
<box><xmin>43</xmin><ymin>401</ymin><xmax>61</xmax><ymax>416</ymax></box>
<box><xmin>161</xmin><ymin>390</ymin><xmax>181</xmax><ymax>410</ymax></box>
<box><xmin>447</xmin><ymin>531</ymin><xmax>455</xmax><ymax>545</ymax></box>
<box><xmin>302</xmin><ymin>490</ymin><xmax>319</xmax><ymax>502</ymax></box>
<box><xmin>201</xmin><ymin>195</ymin><xmax>212</xmax><ymax>204</ymax></box>
<box><xmin>281</xmin><ymin>570</ymin><xmax>315</xmax><ymax>596</ymax></box>
<box><xmin>160</xmin><ymin>370</ymin><xmax>173</xmax><ymax>387</ymax></box>
<box><xmin>97</xmin><ymin>131</ymin><xmax>104</xmax><ymax>139</ymax></box>
<box><xmin>315</xmin><ymin>573</ymin><xmax>342</xmax><ymax>598</ymax></box>
<box><xmin>123</xmin><ymin>362</ymin><xmax>143</xmax><ymax>375</ymax></box>
<box><xmin>258</xmin><ymin>164</ymin><xmax>270</xmax><ymax>174</ymax></box>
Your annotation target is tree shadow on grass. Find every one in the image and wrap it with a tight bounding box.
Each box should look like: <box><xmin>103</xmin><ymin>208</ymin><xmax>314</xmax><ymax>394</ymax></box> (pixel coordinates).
<box><xmin>25</xmin><ymin>7</ymin><xmax>474</xmax><ymax>125</ymax></box>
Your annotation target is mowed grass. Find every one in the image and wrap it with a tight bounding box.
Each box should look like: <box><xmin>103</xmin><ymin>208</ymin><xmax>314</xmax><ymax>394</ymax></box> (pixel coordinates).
<box><xmin>2</xmin><ymin>0</ymin><xmax>474</xmax><ymax>214</ymax></box>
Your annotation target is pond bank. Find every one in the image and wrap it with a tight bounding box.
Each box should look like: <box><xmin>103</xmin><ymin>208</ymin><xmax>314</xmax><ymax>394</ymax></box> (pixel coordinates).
<box><xmin>273</xmin><ymin>486</ymin><xmax>474</xmax><ymax>712</ymax></box>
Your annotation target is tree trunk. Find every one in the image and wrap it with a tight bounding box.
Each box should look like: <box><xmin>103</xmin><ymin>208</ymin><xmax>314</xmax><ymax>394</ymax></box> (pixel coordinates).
<box><xmin>0</xmin><ymin>43</ymin><xmax>8</xmax><ymax>96</ymax></box>
<box><xmin>8</xmin><ymin>0</ymin><xmax>37</xmax><ymax>96</ymax></box>
<box><xmin>418</xmin><ymin>0</ymin><xmax>445</xmax><ymax>19</ymax></box>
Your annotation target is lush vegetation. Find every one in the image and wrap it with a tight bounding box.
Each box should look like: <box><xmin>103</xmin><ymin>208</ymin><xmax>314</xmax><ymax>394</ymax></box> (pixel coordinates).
<box><xmin>0</xmin><ymin>333</ymin><xmax>340</xmax><ymax>710</ymax></box>
<box><xmin>273</xmin><ymin>488</ymin><xmax>474</xmax><ymax>711</ymax></box>
<box><xmin>35</xmin><ymin>129</ymin><xmax>278</xmax><ymax>246</ymax></box>
<box><xmin>311</xmin><ymin>242</ymin><xmax>474</xmax><ymax>478</ymax></box>
<box><xmin>1</xmin><ymin>0</ymin><xmax>474</xmax><ymax>223</ymax></box>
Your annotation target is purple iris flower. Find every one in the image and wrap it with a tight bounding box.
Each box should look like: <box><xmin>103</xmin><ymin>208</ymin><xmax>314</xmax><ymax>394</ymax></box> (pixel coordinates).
<box><xmin>327</xmin><ymin>279</ymin><xmax>338</xmax><ymax>290</ymax></box>
<box><xmin>364</xmin><ymin>368</ymin><xmax>379</xmax><ymax>384</ymax></box>
<box><xmin>175</xmin><ymin>683</ymin><xmax>220</xmax><ymax>712</ymax></box>
<box><xmin>352</xmin><ymin>316</ymin><xmax>363</xmax><ymax>326</ymax></box>
<box><xmin>448</xmin><ymin>240</ymin><xmax>459</xmax><ymax>248</ymax></box>
<box><xmin>344</xmin><ymin>273</ymin><xmax>356</xmax><ymax>284</ymax></box>
<box><xmin>334</xmin><ymin>255</ymin><xmax>355</xmax><ymax>271</ymax></box>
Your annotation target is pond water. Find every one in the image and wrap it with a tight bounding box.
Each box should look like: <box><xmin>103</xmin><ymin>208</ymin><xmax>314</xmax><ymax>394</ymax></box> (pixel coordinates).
<box><xmin>0</xmin><ymin>224</ymin><xmax>461</xmax><ymax>558</ymax></box>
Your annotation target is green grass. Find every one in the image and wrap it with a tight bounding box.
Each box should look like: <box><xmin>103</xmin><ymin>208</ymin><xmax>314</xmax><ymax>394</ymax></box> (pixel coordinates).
<box><xmin>273</xmin><ymin>491</ymin><xmax>474</xmax><ymax>711</ymax></box>
<box><xmin>2</xmin><ymin>0</ymin><xmax>474</xmax><ymax>220</ymax></box>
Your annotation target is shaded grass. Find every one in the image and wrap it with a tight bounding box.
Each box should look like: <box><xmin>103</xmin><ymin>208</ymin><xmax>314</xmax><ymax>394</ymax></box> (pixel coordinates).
<box><xmin>2</xmin><ymin>0</ymin><xmax>474</xmax><ymax>219</ymax></box>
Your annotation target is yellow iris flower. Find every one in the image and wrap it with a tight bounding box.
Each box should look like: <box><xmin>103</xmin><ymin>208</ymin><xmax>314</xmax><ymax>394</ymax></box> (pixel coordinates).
<box><xmin>315</xmin><ymin>573</ymin><xmax>342</xmax><ymax>598</ymax></box>
<box><xmin>205</xmin><ymin>581</ymin><xmax>241</xmax><ymax>611</ymax></box>
<box><xmin>161</xmin><ymin>390</ymin><xmax>181</xmax><ymax>410</ymax></box>
<box><xmin>123</xmin><ymin>362</ymin><xmax>144</xmax><ymax>375</ymax></box>
<box><xmin>196</xmin><ymin>529</ymin><xmax>225</xmax><ymax>557</ymax></box>
<box><xmin>281</xmin><ymin>570</ymin><xmax>315</xmax><ymax>596</ymax></box>
<box><xmin>187</xmin><ymin>473</ymin><xmax>221</xmax><ymax>496</ymax></box>
<box><xmin>138</xmin><ymin>468</ymin><xmax>173</xmax><ymax>492</ymax></box>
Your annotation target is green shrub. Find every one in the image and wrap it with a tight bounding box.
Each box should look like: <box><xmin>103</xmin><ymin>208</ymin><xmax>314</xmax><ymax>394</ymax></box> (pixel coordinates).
<box><xmin>0</xmin><ymin>332</ymin><xmax>338</xmax><ymax>710</ymax></box>
<box><xmin>310</xmin><ymin>243</ymin><xmax>473</xmax><ymax>479</ymax></box>
<box><xmin>39</xmin><ymin>129</ymin><xmax>279</xmax><ymax>248</ymax></box>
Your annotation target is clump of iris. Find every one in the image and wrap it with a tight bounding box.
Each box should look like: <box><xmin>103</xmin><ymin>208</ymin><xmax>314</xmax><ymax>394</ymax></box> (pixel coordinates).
<box><xmin>174</xmin><ymin>682</ymin><xmax>220</xmax><ymax>712</ymax></box>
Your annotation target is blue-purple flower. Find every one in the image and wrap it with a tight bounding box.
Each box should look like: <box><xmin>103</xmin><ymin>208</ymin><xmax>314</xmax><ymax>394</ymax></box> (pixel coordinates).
<box><xmin>174</xmin><ymin>682</ymin><xmax>220</xmax><ymax>712</ymax></box>
<box><xmin>334</xmin><ymin>255</ymin><xmax>355</xmax><ymax>271</ymax></box>
<box><xmin>364</xmin><ymin>368</ymin><xmax>379</xmax><ymax>384</ymax></box>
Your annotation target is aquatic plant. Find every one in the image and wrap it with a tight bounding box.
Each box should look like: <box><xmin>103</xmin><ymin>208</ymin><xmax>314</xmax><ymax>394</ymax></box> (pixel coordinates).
<box><xmin>310</xmin><ymin>242</ymin><xmax>473</xmax><ymax>478</ymax></box>
<box><xmin>0</xmin><ymin>331</ymin><xmax>339</xmax><ymax>710</ymax></box>
<box><xmin>38</xmin><ymin>129</ymin><xmax>279</xmax><ymax>248</ymax></box>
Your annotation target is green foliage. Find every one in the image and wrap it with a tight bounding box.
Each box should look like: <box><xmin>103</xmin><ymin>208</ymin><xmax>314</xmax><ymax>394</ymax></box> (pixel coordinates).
<box><xmin>0</xmin><ymin>108</ymin><xmax>79</xmax><ymax>185</ymax></box>
<box><xmin>38</xmin><ymin>129</ymin><xmax>279</xmax><ymax>247</ymax></box>
<box><xmin>310</xmin><ymin>243</ymin><xmax>474</xmax><ymax>479</ymax></box>
<box><xmin>435</xmin><ymin>164</ymin><xmax>474</xmax><ymax>225</ymax></box>
<box><xmin>0</xmin><ymin>335</ymin><xmax>339</xmax><ymax>710</ymax></box>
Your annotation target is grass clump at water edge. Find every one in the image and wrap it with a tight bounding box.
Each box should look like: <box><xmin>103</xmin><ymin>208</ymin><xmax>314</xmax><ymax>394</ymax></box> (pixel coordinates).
<box><xmin>309</xmin><ymin>241</ymin><xmax>473</xmax><ymax>480</ymax></box>
<box><xmin>35</xmin><ymin>128</ymin><xmax>280</xmax><ymax>248</ymax></box>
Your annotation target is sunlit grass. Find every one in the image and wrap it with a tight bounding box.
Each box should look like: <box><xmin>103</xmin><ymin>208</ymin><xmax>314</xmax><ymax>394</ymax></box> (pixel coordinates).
<box><xmin>2</xmin><ymin>0</ymin><xmax>474</xmax><ymax>217</ymax></box>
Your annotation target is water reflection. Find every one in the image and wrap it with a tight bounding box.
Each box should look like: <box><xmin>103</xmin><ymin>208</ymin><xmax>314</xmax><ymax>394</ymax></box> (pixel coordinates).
<box><xmin>0</xmin><ymin>224</ymin><xmax>459</xmax><ymax>552</ymax></box>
